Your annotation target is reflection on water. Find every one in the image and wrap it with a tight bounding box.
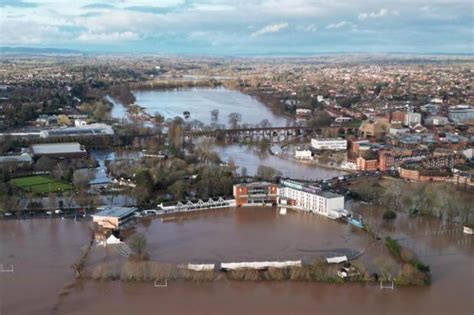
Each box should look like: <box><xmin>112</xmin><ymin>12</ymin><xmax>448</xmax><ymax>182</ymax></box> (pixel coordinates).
<box><xmin>86</xmin><ymin>149</ymin><xmax>143</xmax><ymax>185</ymax></box>
<box><xmin>214</xmin><ymin>144</ymin><xmax>345</xmax><ymax>180</ymax></box>
<box><xmin>111</xmin><ymin>88</ymin><xmax>289</xmax><ymax>127</ymax></box>
<box><xmin>1</xmin><ymin>205</ymin><xmax>473</xmax><ymax>315</ymax></box>
<box><xmin>106</xmin><ymin>95</ymin><xmax>129</xmax><ymax>122</ymax></box>
<box><xmin>136</xmin><ymin>207</ymin><xmax>372</xmax><ymax>264</ymax></box>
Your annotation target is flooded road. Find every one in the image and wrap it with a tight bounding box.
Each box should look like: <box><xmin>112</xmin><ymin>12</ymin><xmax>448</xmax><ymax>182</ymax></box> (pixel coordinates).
<box><xmin>1</xmin><ymin>207</ymin><xmax>472</xmax><ymax>315</ymax></box>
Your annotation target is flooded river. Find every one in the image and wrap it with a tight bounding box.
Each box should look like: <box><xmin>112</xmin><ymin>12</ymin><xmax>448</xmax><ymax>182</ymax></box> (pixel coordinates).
<box><xmin>133</xmin><ymin>88</ymin><xmax>288</xmax><ymax>127</ymax></box>
<box><xmin>1</xmin><ymin>206</ymin><xmax>472</xmax><ymax>315</ymax></box>
<box><xmin>214</xmin><ymin>144</ymin><xmax>345</xmax><ymax>179</ymax></box>
<box><xmin>109</xmin><ymin>88</ymin><xmax>288</xmax><ymax>127</ymax></box>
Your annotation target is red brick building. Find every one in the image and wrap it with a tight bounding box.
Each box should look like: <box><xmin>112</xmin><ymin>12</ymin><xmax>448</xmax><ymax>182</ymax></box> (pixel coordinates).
<box><xmin>356</xmin><ymin>156</ymin><xmax>378</xmax><ymax>171</ymax></box>
<box><xmin>233</xmin><ymin>182</ymin><xmax>278</xmax><ymax>206</ymax></box>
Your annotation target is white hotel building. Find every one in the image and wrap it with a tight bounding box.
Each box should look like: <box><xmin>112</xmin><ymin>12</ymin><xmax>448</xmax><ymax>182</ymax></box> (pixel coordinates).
<box><xmin>311</xmin><ymin>138</ymin><xmax>347</xmax><ymax>151</ymax></box>
<box><xmin>278</xmin><ymin>180</ymin><xmax>345</xmax><ymax>218</ymax></box>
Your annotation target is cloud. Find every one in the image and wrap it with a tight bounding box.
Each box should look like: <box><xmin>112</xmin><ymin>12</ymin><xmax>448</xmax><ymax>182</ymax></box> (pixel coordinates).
<box><xmin>418</xmin><ymin>5</ymin><xmax>456</xmax><ymax>20</ymax></box>
<box><xmin>77</xmin><ymin>31</ymin><xmax>141</xmax><ymax>43</ymax></box>
<box><xmin>191</xmin><ymin>4</ymin><xmax>234</xmax><ymax>12</ymax></box>
<box><xmin>297</xmin><ymin>24</ymin><xmax>318</xmax><ymax>32</ymax></box>
<box><xmin>0</xmin><ymin>0</ymin><xmax>38</xmax><ymax>7</ymax></box>
<box><xmin>0</xmin><ymin>0</ymin><xmax>472</xmax><ymax>54</ymax></box>
<box><xmin>251</xmin><ymin>22</ymin><xmax>289</xmax><ymax>37</ymax></box>
<box><xmin>358</xmin><ymin>9</ymin><xmax>389</xmax><ymax>20</ymax></box>
<box><xmin>326</xmin><ymin>21</ymin><xmax>348</xmax><ymax>30</ymax></box>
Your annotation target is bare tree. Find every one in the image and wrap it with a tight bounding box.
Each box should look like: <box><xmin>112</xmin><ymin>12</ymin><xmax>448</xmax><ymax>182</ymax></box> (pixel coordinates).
<box><xmin>228</xmin><ymin>112</ymin><xmax>242</xmax><ymax>129</ymax></box>
<box><xmin>260</xmin><ymin>119</ymin><xmax>272</xmax><ymax>128</ymax></box>
<box><xmin>211</xmin><ymin>109</ymin><xmax>219</xmax><ymax>121</ymax></box>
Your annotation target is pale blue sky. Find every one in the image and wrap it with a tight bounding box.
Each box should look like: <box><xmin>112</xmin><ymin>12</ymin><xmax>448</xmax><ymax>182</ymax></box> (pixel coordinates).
<box><xmin>1</xmin><ymin>0</ymin><xmax>473</xmax><ymax>55</ymax></box>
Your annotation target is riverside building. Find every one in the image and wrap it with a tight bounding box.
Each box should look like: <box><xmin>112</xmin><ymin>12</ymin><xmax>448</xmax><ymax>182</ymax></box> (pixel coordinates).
<box><xmin>311</xmin><ymin>138</ymin><xmax>347</xmax><ymax>151</ymax></box>
<box><xmin>233</xmin><ymin>182</ymin><xmax>279</xmax><ymax>206</ymax></box>
<box><xmin>277</xmin><ymin>180</ymin><xmax>345</xmax><ymax>218</ymax></box>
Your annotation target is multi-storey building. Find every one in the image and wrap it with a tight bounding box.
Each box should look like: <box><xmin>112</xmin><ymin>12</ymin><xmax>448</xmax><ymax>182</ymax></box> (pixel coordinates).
<box><xmin>311</xmin><ymin>138</ymin><xmax>347</xmax><ymax>151</ymax></box>
<box><xmin>356</xmin><ymin>156</ymin><xmax>378</xmax><ymax>171</ymax></box>
<box><xmin>277</xmin><ymin>180</ymin><xmax>345</xmax><ymax>217</ymax></box>
<box><xmin>448</xmin><ymin>105</ymin><xmax>474</xmax><ymax>123</ymax></box>
<box><xmin>422</xmin><ymin>154</ymin><xmax>465</xmax><ymax>169</ymax></box>
<box><xmin>233</xmin><ymin>182</ymin><xmax>278</xmax><ymax>206</ymax></box>
<box><xmin>404</xmin><ymin>112</ymin><xmax>422</xmax><ymax>128</ymax></box>
<box><xmin>378</xmin><ymin>150</ymin><xmax>427</xmax><ymax>171</ymax></box>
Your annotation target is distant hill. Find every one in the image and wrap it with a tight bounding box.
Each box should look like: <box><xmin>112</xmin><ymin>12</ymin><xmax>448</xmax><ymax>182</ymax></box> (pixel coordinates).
<box><xmin>0</xmin><ymin>47</ymin><xmax>84</xmax><ymax>55</ymax></box>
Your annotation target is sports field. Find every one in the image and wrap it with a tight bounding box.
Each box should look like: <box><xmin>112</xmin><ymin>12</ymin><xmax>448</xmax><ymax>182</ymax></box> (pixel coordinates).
<box><xmin>11</xmin><ymin>176</ymin><xmax>72</xmax><ymax>194</ymax></box>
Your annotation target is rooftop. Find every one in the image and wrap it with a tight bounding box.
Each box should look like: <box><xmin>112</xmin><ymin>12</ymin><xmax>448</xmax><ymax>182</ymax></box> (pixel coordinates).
<box><xmin>93</xmin><ymin>207</ymin><xmax>138</xmax><ymax>218</ymax></box>
<box><xmin>319</xmin><ymin>191</ymin><xmax>343</xmax><ymax>199</ymax></box>
<box><xmin>0</xmin><ymin>154</ymin><xmax>32</xmax><ymax>164</ymax></box>
<box><xmin>31</xmin><ymin>142</ymin><xmax>86</xmax><ymax>155</ymax></box>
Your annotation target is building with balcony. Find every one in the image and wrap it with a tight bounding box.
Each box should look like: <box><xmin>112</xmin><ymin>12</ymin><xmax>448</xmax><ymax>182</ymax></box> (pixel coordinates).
<box><xmin>233</xmin><ymin>182</ymin><xmax>278</xmax><ymax>206</ymax></box>
<box><xmin>277</xmin><ymin>179</ymin><xmax>345</xmax><ymax>217</ymax></box>
<box><xmin>91</xmin><ymin>207</ymin><xmax>138</xmax><ymax>230</ymax></box>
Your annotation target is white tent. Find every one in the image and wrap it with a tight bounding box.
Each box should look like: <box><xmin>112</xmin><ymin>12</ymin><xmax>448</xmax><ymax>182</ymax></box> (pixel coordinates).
<box><xmin>326</xmin><ymin>256</ymin><xmax>347</xmax><ymax>264</ymax></box>
<box><xmin>106</xmin><ymin>234</ymin><xmax>122</xmax><ymax>245</ymax></box>
<box><xmin>187</xmin><ymin>264</ymin><xmax>215</xmax><ymax>271</ymax></box>
<box><xmin>221</xmin><ymin>260</ymin><xmax>301</xmax><ymax>270</ymax></box>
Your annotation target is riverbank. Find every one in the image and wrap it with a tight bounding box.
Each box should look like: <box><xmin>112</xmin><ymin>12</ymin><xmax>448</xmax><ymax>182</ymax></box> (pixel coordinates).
<box><xmin>278</xmin><ymin>154</ymin><xmax>355</xmax><ymax>173</ymax></box>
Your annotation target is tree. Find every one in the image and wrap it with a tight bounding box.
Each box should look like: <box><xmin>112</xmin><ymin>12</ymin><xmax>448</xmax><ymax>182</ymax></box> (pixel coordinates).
<box><xmin>34</xmin><ymin>156</ymin><xmax>56</xmax><ymax>172</ymax></box>
<box><xmin>168</xmin><ymin>180</ymin><xmax>188</xmax><ymax>200</ymax></box>
<box><xmin>256</xmin><ymin>165</ymin><xmax>281</xmax><ymax>181</ymax></box>
<box><xmin>307</xmin><ymin>111</ymin><xmax>332</xmax><ymax>128</ymax></box>
<box><xmin>241</xmin><ymin>166</ymin><xmax>248</xmax><ymax>178</ymax></box>
<box><xmin>211</xmin><ymin>109</ymin><xmax>219</xmax><ymax>121</ymax></box>
<box><xmin>135</xmin><ymin>169</ymin><xmax>153</xmax><ymax>189</ymax></box>
<box><xmin>228</xmin><ymin>112</ymin><xmax>242</xmax><ymax>129</ymax></box>
<box><xmin>260</xmin><ymin>119</ymin><xmax>271</xmax><ymax>128</ymax></box>
<box><xmin>153</xmin><ymin>112</ymin><xmax>164</xmax><ymax>124</ymax></box>
<box><xmin>128</xmin><ymin>233</ymin><xmax>149</xmax><ymax>261</ymax></box>
<box><xmin>383</xmin><ymin>210</ymin><xmax>397</xmax><ymax>221</ymax></box>
<box><xmin>92</xmin><ymin>102</ymin><xmax>109</xmax><ymax>121</ymax></box>
<box><xmin>168</xmin><ymin>117</ymin><xmax>184</xmax><ymax>149</ymax></box>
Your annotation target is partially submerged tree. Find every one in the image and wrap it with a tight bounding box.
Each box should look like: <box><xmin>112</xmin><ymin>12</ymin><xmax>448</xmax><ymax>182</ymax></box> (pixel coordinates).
<box><xmin>228</xmin><ymin>112</ymin><xmax>242</xmax><ymax>129</ymax></box>
<box><xmin>128</xmin><ymin>233</ymin><xmax>149</xmax><ymax>261</ymax></box>
<box><xmin>211</xmin><ymin>109</ymin><xmax>219</xmax><ymax>121</ymax></box>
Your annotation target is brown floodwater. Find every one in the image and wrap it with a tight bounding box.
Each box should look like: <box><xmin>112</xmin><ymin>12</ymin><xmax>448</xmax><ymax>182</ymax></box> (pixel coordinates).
<box><xmin>134</xmin><ymin>207</ymin><xmax>373</xmax><ymax>264</ymax></box>
<box><xmin>0</xmin><ymin>219</ymin><xmax>91</xmax><ymax>315</ymax></box>
<box><xmin>1</xmin><ymin>207</ymin><xmax>473</xmax><ymax>315</ymax></box>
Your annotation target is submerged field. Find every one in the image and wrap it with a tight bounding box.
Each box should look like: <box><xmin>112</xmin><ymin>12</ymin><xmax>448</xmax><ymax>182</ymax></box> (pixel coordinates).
<box><xmin>11</xmin><ymin>175</ymin><xmax>71</xmax><ymax>194</ymax></box>
<box><xmin>1</xmin><ymin>205</ymin><xmax>472</xmax><ymax>315</ymax></box>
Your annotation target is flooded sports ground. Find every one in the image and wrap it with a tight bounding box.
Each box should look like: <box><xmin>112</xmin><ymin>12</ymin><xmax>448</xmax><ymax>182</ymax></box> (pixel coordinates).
<box><xmin>1</xmin><ymin>205</ymin><xmax>472</xmax><ymax>315</ymax></box>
